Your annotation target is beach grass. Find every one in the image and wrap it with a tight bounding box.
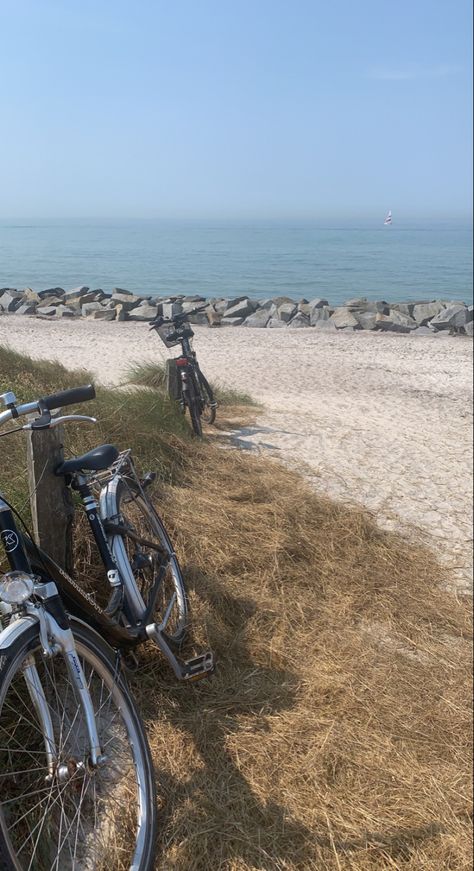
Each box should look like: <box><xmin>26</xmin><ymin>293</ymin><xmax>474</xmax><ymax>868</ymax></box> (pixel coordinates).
<box><xmin>127</xmin><ymin>359</ymin><xmax>257</xmax><ymax>407</ymax></box>
<box><xmin>0</xmin><ymin>344</ymin><xmax>472</xmax><ymax>870</ymax></box>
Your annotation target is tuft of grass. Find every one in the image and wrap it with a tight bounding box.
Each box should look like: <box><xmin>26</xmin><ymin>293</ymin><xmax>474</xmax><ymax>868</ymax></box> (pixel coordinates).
<box><xmin>128</xmin><ymin>360</ymin><xmax>257</xmax><ymax>407</ymax></box>
<box><xmin>0</xmin><ymin>344</ymin><xmax>472</xmax><ymax>870</ymax></box>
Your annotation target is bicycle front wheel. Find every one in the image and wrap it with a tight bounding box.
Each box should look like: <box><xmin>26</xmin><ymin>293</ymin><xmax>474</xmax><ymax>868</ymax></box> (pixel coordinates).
<box><xmin>0</xmin><ymin>620</ymin><xmax>157</xmax><ymax>871</ymax></box>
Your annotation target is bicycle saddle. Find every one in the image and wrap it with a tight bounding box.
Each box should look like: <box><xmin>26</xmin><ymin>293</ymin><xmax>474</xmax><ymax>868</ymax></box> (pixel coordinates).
<box><xmin>55</xmin><ymin>444</ymin><xmax>119</xmax><ymax>476</ymax></box>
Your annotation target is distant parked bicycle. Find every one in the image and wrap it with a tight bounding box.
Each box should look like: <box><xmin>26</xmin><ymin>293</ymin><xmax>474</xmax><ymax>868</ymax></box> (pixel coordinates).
<box><xmin>0</xmin><ymin>384</ymin><xmax>214</xmax><ymax>870</ymax></box>
<box><xmin>149</xmin><ymin>306</ymin><xmax>217</xmax><ymax>437</ymax></box>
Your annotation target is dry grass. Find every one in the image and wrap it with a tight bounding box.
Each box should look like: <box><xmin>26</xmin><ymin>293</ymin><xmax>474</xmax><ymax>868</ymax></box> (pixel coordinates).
<box><xmin>1</xmin><ymin>345</ymin><xmax>472</xmax><ymax>869</ymax></box>
<box><xmin>131</xmin><ymin>447</ymin><xmax>472</xmax><ymax>871</ymax></box>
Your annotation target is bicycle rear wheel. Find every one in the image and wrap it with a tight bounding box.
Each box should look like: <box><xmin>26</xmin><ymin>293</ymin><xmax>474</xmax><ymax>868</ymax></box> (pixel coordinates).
<box><xmin>114</xmin><ymin>478</ymin><xmax>189</xmax><ymax>646</ymax></box>
<box><xmin>185</xmin><ymin>377</ymin><xmax>203</xmax><ymax>437</ymax></box>
<box><xmin>0</xmin><ymin>619</ymin><xmax>156</xmax><ymax>871</ymax></box>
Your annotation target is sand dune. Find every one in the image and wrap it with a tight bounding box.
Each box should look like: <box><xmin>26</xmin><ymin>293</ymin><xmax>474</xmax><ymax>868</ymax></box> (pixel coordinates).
<box><xmin>2</xmin><ymin>315</ymin><xmax>472</xmax><ymax>590</ymax></box>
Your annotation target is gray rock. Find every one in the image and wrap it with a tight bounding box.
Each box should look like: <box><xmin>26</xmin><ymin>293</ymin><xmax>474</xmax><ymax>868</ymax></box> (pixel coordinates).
<box><xmin>375</xmin><ymin>313</ymin><xmax>411</xmax><ymax>333</ymax></box>
<box><xmin>308</xmin><ymin>297</ymin><xmax>329</xmax><ymax>309</ymax></box>
<box><xmin>15</xmin><ymin>302</ymin><xmax>37</xmax><ymax>315</ymax></box>
<box><xmin>0</xmin><ymin>292</ymin><xmax>23</xmax><ymax>312</ymax></box>
<box><xmin>111</xmin><ymin>287</ymin><xmax>134</xmax><ymax>296</ymax></box>
<box><xmin>465</xmin><ymin>321</ymin><xmax>474</xmax><ymax>337</ymax></box>
<box><xmin>309</xmin><ymin>306</ymin><xmax>331</xmax><ymax>327</ymax></box>
<box><xmin>288</xmin><ymin>312</ymin><xmax>310</xmax><ymax>328</ymax></box>
<box><xmin>314</xmin><ymin>318</ymin><xmax>338</xmax><ymax>332</ymax></box>
<box><xmin>430</xmin><ymin>303</ymin><xmax>471</xmax><ymax>331</ymax></box>
<box><xmin>224</xmin><ymin>298</ymin><xmax>257</xmax><ymax>319</ymax></box>
<box><xmin>183</xmin><ymin>295</ymin><xmax>206</xmax><ymax>303</ymax></box>
<box><xmin>39</xmin><ymin>287</ymin><xmax>65</xmax><ymax>299</ymax></box>
<box><xmin>222</xmin><ymin>296</ymin><xmax>247</xmax><ymax>313</ymax></box>
<box><xmin>187</xmin><ymin>312</ymin><xmax>209</xmax><ymax>326</ymax></box>
<box><xmin>64</xmin><ymin>286</ymin><xmax>90</xmax><ymax>300</ymax></box>
<box><xmin>0</xmin><ymin>287</ymin><xmax>19</xmax><ymax>294</ymax></box>
<box><xmin>355</xmin><ymin>311</ymin><xmax>377</xmax><ymax>330</ymax></box>
<box><xmin>388</xmin><ymin>309</ymin><xmax>417</xmax><ymax>330</ymax></box>
<box><xmin>412</xmin><ymin>300</ymin><xmax>445</xmax><ymax>325</ymax></box>
<box><xmin>36</xmin><ymin>305</ymin><xmax>57</xmax><ymax>316</ymax></box>
<box><xmin>221</xmin><ymin>316</ymin><xmax>245</xmax><ymax>326</ymax></box>
<box><xmin>204</xmin><ymin>305</ymin><xmax>221</xmax><ymax>327</ymax></box>
<box><xmin>344</xmin><ymin>297</ymin><xmax>368</xmax><ymax>307</ymax></box>
<box><xmin>128</xmin><ymin>303</ymin><xmax>159</xmax><ymax>321</ymax></box>
<box><xmin>259</xmin><ymin>298</ymin><xmax>277</xmax><ymax>310</ymax></box>
<box><xmin>81</xmin><ymin>302</ymin><xmax>104</xmax><ymax>316</ymax></box>
<box><xmin>277</xmin><ymin>302</ymin><xmax>297</xmax><ymax>322</ymax></box>
<box><xmin>329</xmin><ymin>307</ymin><xmax>360</xmax><ymax>329</ymax></box>
<box><xmin>89</xmin><ymin>309</ymin><xmax>116</xmax><ymax>321</ymax></box>
<box><xmin>267</xmin><ymin>317</ymin><xmax>287</xmax><ymax>328</ymax></box>
<box><xmin>391</xmin><ymin>301</ymin><xmax>429</xmax><ymax>317</ymax></box>
<box><xmin>55</xmin><ymin>305</ymin><xmax>78</xmax><ymax>318</ymax></box>
<box><xmin>244</xmin><ymin>309</ymin><xmax>271</xmax><ymax>328</ymax></box>
<box><xmin>110</xmin><ymin>292</ymin><xmax>143</xmax><ymax>310</ymax></box>
<box><xmin>271</xmin><ymin>296</ymin><xmax>296</xmax><ymax>307</ymax></box>
<box><xmin>21</xmin><ymin>288</ymin><xmax>41</xmax><ymax>303</ymax></box>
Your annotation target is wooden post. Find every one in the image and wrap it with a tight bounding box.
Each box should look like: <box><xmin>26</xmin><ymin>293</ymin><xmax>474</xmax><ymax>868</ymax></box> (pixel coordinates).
<box><xmin>26</xmin><ymin>420</ymin><xmax>74</xmax><ymax>574</ymax></box>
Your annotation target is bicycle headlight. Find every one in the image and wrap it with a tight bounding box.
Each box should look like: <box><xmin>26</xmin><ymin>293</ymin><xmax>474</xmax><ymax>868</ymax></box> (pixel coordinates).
<box><xmin>0</xmin><ymin>571</ymin><xmax>35</xmax><ymax>604</ymax></box>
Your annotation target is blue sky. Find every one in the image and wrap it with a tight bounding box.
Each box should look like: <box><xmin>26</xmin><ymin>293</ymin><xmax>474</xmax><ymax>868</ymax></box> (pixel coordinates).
<box><xmin>0</xmin><ymin>0</ymin><xmax>472</xmax><ymax>220</ymax></box>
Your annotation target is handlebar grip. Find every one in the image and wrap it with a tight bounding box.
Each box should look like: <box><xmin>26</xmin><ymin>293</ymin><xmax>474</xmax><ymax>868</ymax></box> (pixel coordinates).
<box><xmin>41</xmin><ymin>384</ymin><xmax>96</xmax><ymax>411</ymax></box>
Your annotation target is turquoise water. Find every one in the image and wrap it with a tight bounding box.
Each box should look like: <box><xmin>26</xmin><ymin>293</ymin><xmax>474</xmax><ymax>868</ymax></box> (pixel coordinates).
<box><xmin>0</xmin><ymin>219</ymin><xmax>472</xmax><ymax>305</ymax></box>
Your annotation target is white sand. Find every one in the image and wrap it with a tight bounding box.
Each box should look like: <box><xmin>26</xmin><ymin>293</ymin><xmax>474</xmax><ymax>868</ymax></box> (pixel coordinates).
<box><xmin>2</xmin><ymin>315</ymin><xmax>473</xmax><ymax>590</ymax></box>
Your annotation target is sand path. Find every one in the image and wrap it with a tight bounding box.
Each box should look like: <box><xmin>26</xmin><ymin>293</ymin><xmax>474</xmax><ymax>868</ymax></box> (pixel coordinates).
<box><xmin>2</xmin><ymin>316</ymin><xmax>472</xmax><ymax>590</ymax></box>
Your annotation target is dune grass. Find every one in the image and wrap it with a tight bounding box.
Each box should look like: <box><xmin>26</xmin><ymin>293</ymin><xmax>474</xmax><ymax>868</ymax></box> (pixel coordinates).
<box><xmin>0</xmin><ymin>344</ymin><xmax>472</xmax><ymax>870</ymax></box>
<box><xmin>127</xmin><ymin>359</ymin><xmax>257</xmax><ymax>407</ymax></box>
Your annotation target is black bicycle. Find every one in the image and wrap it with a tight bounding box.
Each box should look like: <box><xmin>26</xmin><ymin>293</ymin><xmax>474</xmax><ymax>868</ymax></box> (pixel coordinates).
<box><xmin>149</xmin><ymin>306</ymin><xmax>217</xmax><ymax>437</ymax></box>
<box><xmin>0</xmin><ymin>384</ymin><xmax>214</xmax><ymax>870</ymax></box>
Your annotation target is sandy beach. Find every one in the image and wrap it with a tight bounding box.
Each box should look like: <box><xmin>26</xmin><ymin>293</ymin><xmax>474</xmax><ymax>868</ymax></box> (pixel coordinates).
<box><xmin>1</xmin><ymin>315</ymin><xmax>473</xmax><ymax>591</ymax></box>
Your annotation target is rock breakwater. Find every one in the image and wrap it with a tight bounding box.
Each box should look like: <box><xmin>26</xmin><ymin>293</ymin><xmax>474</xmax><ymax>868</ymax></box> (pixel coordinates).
<box><xmin>1</xmin><ymin>287</ymin><xmax>472</xmax><ymax>336</ymax></box>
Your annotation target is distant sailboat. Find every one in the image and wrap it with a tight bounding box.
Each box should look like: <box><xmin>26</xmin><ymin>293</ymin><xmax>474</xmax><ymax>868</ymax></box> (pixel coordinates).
<box><xmin>384</xmin><ymin>209</ymin><xmax>392</xmax><ymax>226</ymax></box>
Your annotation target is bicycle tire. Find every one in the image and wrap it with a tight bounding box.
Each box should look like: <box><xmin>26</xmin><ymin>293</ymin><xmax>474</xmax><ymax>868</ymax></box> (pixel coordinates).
<box><xmin>114</xmin><ymin>478</ymin><xmax>189</xmax><ymax>646</ymax></box>
<box><xmin>0</xmin><ymin>619</ymin><xmax>157</xmax><ymax>871</ymax></box>
<box><xmin>185</xmin><ymin>376</ymin><xmax>203</xmax><ymax>437</ymax></box>
<box><xmin>197</xmin><ymin>368</ymin><xmax>217</xmax><ymax>425</ymax></box>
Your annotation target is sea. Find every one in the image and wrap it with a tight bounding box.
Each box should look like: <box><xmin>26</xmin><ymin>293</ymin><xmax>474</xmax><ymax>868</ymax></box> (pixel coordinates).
<box><xmin>0</xmin><ymin>218</ymin><xmax>472</xmax><ymax>306</ymax></box>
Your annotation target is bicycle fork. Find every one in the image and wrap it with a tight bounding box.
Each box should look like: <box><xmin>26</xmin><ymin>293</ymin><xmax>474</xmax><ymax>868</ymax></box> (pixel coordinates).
<box><xmin>5</xmin><ymin>580</ymin><xmax>105</xmax><ymax>774</ymax></box>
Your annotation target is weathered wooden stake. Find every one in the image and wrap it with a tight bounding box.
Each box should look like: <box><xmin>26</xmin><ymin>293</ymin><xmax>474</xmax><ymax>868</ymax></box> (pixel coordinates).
<box><xmin>26</xmin><ymin>420</ymin><xmax>74</xmax><ymax>574</ymax></box>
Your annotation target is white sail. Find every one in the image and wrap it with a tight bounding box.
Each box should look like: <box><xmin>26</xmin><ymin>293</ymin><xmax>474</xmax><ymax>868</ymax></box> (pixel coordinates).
<box><xmin>384</xmin><ymin>210</ymin><xmax>392</xmax><ymax>225</ymax></box>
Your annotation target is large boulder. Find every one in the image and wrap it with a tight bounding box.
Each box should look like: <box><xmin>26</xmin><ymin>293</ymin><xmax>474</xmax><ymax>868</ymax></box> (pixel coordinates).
<box><xmin>0</xmin><ymin>291</ymin><xmax>23</xmax><ymax>312</ymax></box>
<box><xmin>412</xmin><ymin>300</ymin><xmax>445</xmax><ymax>325</ymax></box>
<box><xmin>243</xmin><ymin>309</ymin><xmax>271</xmax><ymax>328</ymax></box>
<box><xmin>277</xmin><ymin>302</ymin><xmax>297</xmax><ymax>322</ymax></box>
<box><xmin>271</xmin><ymin>296</ymin><xmax>296</xmax><ymax>307</ymax></box>
<box><xmin>222</xmin><ymin>296</ymin><xmax>248</xmax><ymax>313</ymax></box>
<box><xmin>288</xmin><ymin>312</ymin><xmax>310</xmax><ymax>328</ymax></box>
<box><xmin>314</xmin><ymin>318</ymin><xmax>338</xmax><ymax>332</ymax></box>
<box><xmin>391</xmin><ymin>300</ymin><xmax>428</xmax><ymax>317</ymax></box>
<box><xmin>388</xmin><ymin>309</ymin><xmax>417</xmax><ymax>330</ymax></box>
<box><xmin>187</xmin><ymin>312</ymin><xmax>209</xmax><ymax>325</ymax></box>
<box><xmin>310</xmin><ymin>306</ymin><xmax>332</xmax><ymax>327</ymax></box>
<box><xmin>224</xmin><ymin>298</ymin><xmax>257</xmax><ymax>319</ymax></box>
<box><xmin>329</xmin><ymin>307</ymin><xmax>360</xmax><ymax>329</ymax></box>
<box><xmin>21</xmin><ymin>288</ymin><xmax>41</xmax><ymax>303</ymax></box>
<box><xmin>110</xmin><ymin>292</ymin><xmax>143</xmax><ymax>311</ymax></box>
<box><xmin>221</xmin><ymin>316</ymin><xmax>245</xmax><ymax>326</ymax></box>
<box><xmin>54</xmin><ymin>305</ymin><xmax>78</xmax><ymax>318</ymax></box>
<box><xmin>465</xmin><ymin>321</ymin><xmax>474</xmax><ymax>337</ymax></box>
<box><xmin>81</xmin><ymin>302</ymin><xmax>104</xmax><ymax>316</ymax></box>
<box><xmin>36</xmin><ymin>305</ymin><xmax>58</xmax><ymax>317</ymax></box>
<box><xmin>355</xmin><ymin>311</ymin><xmax>377</xmax><ymax>330</ymax></box>
<box><xmin>39</xmin><ymin>287</ymin><xmax>65</xmax><ymax>299</ymax></box>
<box><xmin>64</xmin><ymin>285</ymin><xmax>89</xmax><ymax>300</ymax></box>
<box><xmin>88</xmin><ymin>309</ymin><xmax>116</xmax><ymax>321</ymax></box>
<box><xmin>375</xmin><ymin>313</ymin><xmax>411</xmax><ymax>333</ymax></box>
<box><xmin>128</xmin><ymin>303</ymin><xmax>159</xmax><ymax>321</ymax></box>
<box><xmin>267</xmin><ymin>317</ymin><xmax>287</xmax><ymax>328</ymax></box>
<box><xmin>15</xmin><ymin>302</ymin><xmax>37</xmax><ymax>316</ymax></box>
<box><xmin>308</xmin><ymin>297</ymin><xmax>329</xmax><ymax>309</ymax></box>
<box><xmin>429</xmin><ymin>303</ymin><xmax>472</xmax><ymax>331</ymax></box>
<box><xmin>204</xmin><ymin>305</ymin><xmax>221</xmax><ymax>327</ymax></box>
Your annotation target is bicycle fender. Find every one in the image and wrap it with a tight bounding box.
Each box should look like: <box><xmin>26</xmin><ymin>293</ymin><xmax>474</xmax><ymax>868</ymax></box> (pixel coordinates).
<box><xmin>0</xmin><ymin>615</ymin><xmax>38</xmax><ymax>654</ymax></box>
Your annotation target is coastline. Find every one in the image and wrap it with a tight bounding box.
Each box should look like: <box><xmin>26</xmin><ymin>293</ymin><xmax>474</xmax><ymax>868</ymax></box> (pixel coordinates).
<box><xmin>1</xmin><ymin>315</ymin><xmax>472</xmax><ymax>592</ymax></box>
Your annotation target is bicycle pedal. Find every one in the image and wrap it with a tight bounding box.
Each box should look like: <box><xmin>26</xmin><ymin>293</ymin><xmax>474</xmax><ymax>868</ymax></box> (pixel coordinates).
<box><xmin>146</xmin><ymin>622</ymin><xmax>215</xmax><ymax>682</ymax></box>
<box><xmin>181</xmin><ymin>651</ymin><xmax>215</xmax><ymax>681</ymax></box>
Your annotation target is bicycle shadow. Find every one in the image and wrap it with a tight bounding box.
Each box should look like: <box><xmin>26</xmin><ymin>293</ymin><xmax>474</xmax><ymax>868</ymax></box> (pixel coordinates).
<box><xmin>142</xmin><ymin>568</ymin><xmax>315</xmax><ymax>870</ymax></box>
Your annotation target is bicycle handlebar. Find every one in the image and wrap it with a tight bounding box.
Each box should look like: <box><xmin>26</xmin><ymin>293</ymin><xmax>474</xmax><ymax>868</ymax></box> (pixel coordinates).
<box><xmin>149</xmin><ymin>304</ymin><xmax>207</xmax><ymax>330</ymax></box>
<box><xmin>0</xmin><ymin>384</ymin><xmax>96</xmax><ymax>427</ymax></box>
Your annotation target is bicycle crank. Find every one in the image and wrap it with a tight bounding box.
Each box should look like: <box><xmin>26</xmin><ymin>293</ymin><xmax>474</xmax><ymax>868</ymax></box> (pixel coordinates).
<box><xmin>146</xmin><ymin>622</ymin><xmax>215</xmax><ymax>681</ymax></box>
